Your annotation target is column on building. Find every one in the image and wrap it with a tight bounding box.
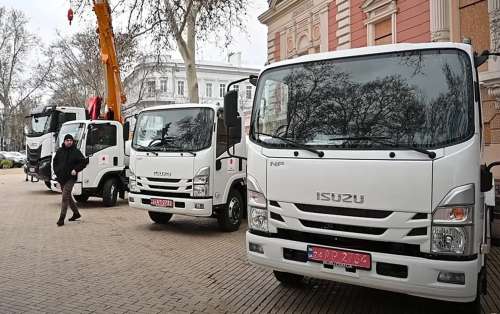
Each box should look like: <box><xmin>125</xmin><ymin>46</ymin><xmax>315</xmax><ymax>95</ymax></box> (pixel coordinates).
<box><xmin>486</xmin><ymin>0</ymin><xmax>500</xmax><ymax>105</ymax></box>
<box><xmin>430</xmin><ymin>0</ymin><xmax>450</xmax><ymax>42</ymax></box>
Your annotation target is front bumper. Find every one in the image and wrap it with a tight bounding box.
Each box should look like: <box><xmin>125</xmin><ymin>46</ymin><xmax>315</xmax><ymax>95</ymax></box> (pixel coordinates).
<box><xmin>26</xmin><ymin>158</ymin><xmax>51</xmax><ymax>181</ymax></box>
<box><xmin>246</xmin><ymin>231</ymin><xmax>480</xmax><ymax>303</ymax></box>
<box><xmin>128</xmin><ymin>192</ymin><xmax>213</xmax><ymax>217</ymax></box>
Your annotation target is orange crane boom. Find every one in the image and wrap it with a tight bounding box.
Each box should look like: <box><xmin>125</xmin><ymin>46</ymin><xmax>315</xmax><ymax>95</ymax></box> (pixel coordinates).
<box><xmin>92</xmin><ymin>0</ymin><xmax>126</xmax><ymax>123</ymax></box>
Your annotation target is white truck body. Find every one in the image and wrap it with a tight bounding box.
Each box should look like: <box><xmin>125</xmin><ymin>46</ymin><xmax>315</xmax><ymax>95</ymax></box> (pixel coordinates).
<box><xmin>25</xmin><ymin>106</ymin><xmax>86</xmax><ymax>185</ymax></box>
<box><xmin>128</xmin><ymin>103</ymin><xmax>247</xmax><ymax>231</ymax></box>
<box><xmin>51</xmin><ymin>119</ymin><xmax>129</xmax><ymax>206</ymax></box>
<box><xmin>243</xmin><ymin>42</ymin><xmax>494</xmax><ymax>308</ymax></box>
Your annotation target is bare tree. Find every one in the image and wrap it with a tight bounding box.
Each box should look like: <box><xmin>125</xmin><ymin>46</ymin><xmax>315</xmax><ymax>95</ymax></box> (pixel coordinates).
<box><xmin>0</xmin><ymin>7</ymin><xmax>53</xmax><ymax>150</ymax></box>
<box><xmin>73</xmin><ymin>0</ymin><xmax>248</xmax><ymax>103</ymax></box>
<box><xmin>47</xmin><ymin>25</ymin><xmax>140</xmax><ymax>108</ymax></box>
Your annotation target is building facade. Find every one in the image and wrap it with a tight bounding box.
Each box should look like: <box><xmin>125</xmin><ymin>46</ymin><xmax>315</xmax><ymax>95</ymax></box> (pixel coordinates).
<box><xmin>260</xmin><ymin>0</ymin><xmax>500</xmax><ymax>173</ymax></box>
<box><xmin>123</xmin><ymin>54</ymin><xmax>260</xmax><ymax>131</ymax></box>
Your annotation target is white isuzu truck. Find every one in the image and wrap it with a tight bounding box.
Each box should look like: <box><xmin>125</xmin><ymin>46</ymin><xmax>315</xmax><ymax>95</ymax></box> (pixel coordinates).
<box><xmin>128</xmin><ymin>103</ymin><xmax>247</xmax><ymax>232</ymax></box>
<box><xmin>51</xmin><ymin>119</ymin><xmax>130</xmax><ymax>206</ymax></box>
<box><xmin>223</xmin><ymin>42</ymin><xmax>499</xmax><ymax>312</ymax></box>
<box><xmin>25</xmin><ymin>105</ymin><xmax>86</xmax><ymax>188</ymax></box>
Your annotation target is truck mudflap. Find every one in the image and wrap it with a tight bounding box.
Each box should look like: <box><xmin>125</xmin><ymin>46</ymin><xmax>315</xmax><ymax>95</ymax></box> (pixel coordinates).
<box><xmin>246</xmin><ymin>231</ymin><xmax>481</xmax><ymax>303</ymax></box>
<box><xmin>128</xmin><ymin>192</ymin><xmax>213</xmax><ymax>217</ymax></box>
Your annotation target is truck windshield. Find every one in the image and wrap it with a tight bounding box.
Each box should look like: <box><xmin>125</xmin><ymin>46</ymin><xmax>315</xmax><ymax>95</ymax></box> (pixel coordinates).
<box><xmin>58</xmin><ymin>123</ymin><xmax>86</xmax><ymax>149</ymax></box>
<box><xmin>251</xmin><ymin>49</ymin><xmax>474</xmax><ymax>150</ymax></box>
<box><xmin>132</xmin><ymin>107</ymin><xmax>214</xmax><ymax>152</ymax></box>
<box><xmin>25</xmin><ymin>113</ymin><xmax>52</xmax><ymax>137</ymax></box>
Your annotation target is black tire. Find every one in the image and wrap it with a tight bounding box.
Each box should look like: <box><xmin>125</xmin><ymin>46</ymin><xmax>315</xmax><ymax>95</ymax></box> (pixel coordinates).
<box><xmin>217</xmin><ymin>189</ymin><xmax>243</xmax><ymax>232</ymax></box>
<box><xmin>148</xmin><ymin>211</ymin><xmax>172</xmax><ymax>224</ymax></box>
<box><xmin>102</xmin><ymin>178</ymin><xmax>119</xmax><ymax>207</ymax></box>
<box><xmin>74</xmin><ymin>194</ymin><xmax>89</xmax><ymax>203</ymax></box>
<box><xmin>44</xmin><ymin>181</ymin><xmax>52</xmax><ymax>190</ymax></box>
<box><xmin>273</xmin><ymin>271</ymin><xmax>304</xmax><ymax>286</ymax></box>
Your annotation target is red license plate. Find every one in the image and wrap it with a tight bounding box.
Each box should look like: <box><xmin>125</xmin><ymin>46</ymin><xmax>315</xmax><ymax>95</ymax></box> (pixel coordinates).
<box><xmin>308</xmin><ymin>246</ymin><xmax>371</xmax><ymax>270</ymax></box>
<box><xmin>150</xmin><ymin>198</ymin><xmax>173</xmax><ymax>208</ymax></box>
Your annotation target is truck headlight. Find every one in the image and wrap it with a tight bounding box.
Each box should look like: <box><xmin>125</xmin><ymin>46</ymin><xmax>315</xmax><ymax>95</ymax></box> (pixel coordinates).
<box><xmin>193</xmin><ymin>167</ymin><xmax>209</xmax><ymax>198</ymax></box>
<box><xmin>247</xmin><ymin>175</ymin><xmax>268</xmax><ymax>232</ymax></box>
<box><xmin>129</xmin><ymin>177</ymin><xmax>140</xmax><ymax>193</ymax></box>
<box><xmin>431</xmin><ymin>206</ymin><xmax>473</xmax><ymax>255</ymax></box>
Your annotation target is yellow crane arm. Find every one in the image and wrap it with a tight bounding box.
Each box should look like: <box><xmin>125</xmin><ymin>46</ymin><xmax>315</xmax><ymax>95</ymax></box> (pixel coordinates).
<box><xmin>93</xmin><ymin>0</ymin><xmax>126</xmax><ymax>123</ymax></box>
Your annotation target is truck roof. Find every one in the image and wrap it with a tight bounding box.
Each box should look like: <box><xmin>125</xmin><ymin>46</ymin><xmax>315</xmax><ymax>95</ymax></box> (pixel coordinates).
<box><xmin>140</xmin><ymin>103</ymin><xmax>222</xmax><ymax>113</ymax></box>
<box><xmin>262</xmin><ymin>42</ymin><xmax>473</xmax><ymax>74</ymax></box>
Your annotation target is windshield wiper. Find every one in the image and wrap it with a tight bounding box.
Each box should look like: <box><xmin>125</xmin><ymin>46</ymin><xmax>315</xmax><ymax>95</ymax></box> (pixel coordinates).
<box><xmin>331</xmin><ymin>136</ymin><xmax>436</xmax><ymax>159</ymax></box>
<box><xmin>133</xmin><ymin>144</ymin><xmax>159</xmax><ymax>156</ymax></box>
<box><xmin>255</xmin><ymin>132</ymin><xmax>324</xmax><ymax>157</ymax></box>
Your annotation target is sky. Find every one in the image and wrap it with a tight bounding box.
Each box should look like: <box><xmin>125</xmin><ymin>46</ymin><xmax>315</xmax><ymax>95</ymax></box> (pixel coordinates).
<box><xmin>0</xmin><ymin>0</ymin><xmax>269</xmax><ymax>67</ymax></box>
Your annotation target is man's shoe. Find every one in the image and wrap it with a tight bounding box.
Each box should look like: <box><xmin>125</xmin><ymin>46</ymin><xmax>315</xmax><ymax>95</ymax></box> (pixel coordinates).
<box><xmin>57</xmin><ymin>219</ymin><xmax>64</xmax><ymax>226</ymax></box>
<box><xmin>69</xmin><ymin>213</ymin><xmax>81</xmax><ymax>221</ymax></box>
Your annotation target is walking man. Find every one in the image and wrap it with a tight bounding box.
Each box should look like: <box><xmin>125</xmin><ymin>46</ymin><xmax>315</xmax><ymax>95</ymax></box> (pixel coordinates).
<box><xmin>53</xmin><ymin>134</ymin><xmax>88</xmax><ymax>226</ymax></box>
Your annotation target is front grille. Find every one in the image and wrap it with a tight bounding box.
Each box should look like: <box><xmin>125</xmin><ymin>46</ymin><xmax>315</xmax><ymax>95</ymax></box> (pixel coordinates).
<box><xmin>295</xmin><ymin>203</ymin><xmax>392</xmax><ymax>219</ymax></box>
<box><xmin>300</xmin><ymin>219</ymin><xmax>386</xmax><ymax>235</ymax></box>
<box><xmin>411</xmin><ymin>213</ymin><xmax>428</xmax><ymax>220</ymax></box>
<box><xmin>270</xmin><ymin>212</ymin><xmax>285</xmax><ymax>222</ymax></box>
<box><xmin>148</xmin><ymin>185</ymin><xmax>179</xmax><ymax>191</ymax></box>
<box><xmin>274</xmin><ymin>228</ymin><xmax>421</xmax><ymax>257</ymax></box>
<box><xmin>27</xmin><ymin>146</ymin><xmax>41</xmax><ymax>165</ymax></box>
<box><xmin>407</xmin><ymin>227</ymin><xmax>427</xmax><ymax>236</ymax></box>
<box><xmin>140</xmin><ymin>190</ymin><xmax>191</xmax><ymax>198</ymax></box>
<box><xmin>146</xmin><ymin>177</ymin><xmax>181</xmax><ymax>183</ymax></box>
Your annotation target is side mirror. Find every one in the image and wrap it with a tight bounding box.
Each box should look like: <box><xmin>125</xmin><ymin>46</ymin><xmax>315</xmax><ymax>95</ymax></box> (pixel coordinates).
<box><xmin>224</xmin><ymin>90</ymin><xmax>239</xmax><ymax>128</ymax></box>
<box><xmin>481</xmin><ymin>161</ymin><xmax>500</xmax><ymax>192</ymax></box>
<box><xmin>229</xmin><ymin>124</ymin><xmax>242</xmax><ymax>145</ymax></box>
<box><xmin>123</xmin><ymin>121</ymin><xmax>130</xmax><ymax>141</ymax></box>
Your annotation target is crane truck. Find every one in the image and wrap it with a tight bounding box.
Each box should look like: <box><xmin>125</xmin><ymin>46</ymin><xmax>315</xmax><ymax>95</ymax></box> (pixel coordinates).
<box><xmin>50</xmin><ymin>0</ymin><xmax>129</xmax><ymax>206</ymax></box>
<box><xmin>223</xmin><ymin>42</ymin><xmax>499</xmax><ymax>313</ymax></box>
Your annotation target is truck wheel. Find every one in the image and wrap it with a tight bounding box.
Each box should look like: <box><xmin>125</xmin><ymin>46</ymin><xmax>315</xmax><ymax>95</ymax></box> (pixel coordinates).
<box><xmin>148</xmin><ymin>211</ymin><xmax>172</xmax><ymax>224</ymax></box>
<box><xmin>44</xmin><ymin>181</ymin><xmax>51</xmax><ymax>190</ymax></box>
<box><xmin>273</xmin><ymin>271</ymin><xmax>304</xmax><ymax>286</ymax></box>
<box><xmin>74</xmin><ymin>194</ymin><xmax>89</xmax><ymax>203</ymax></box>
<box><xmin>102</xmin><ymin>178</ymin><xmax>119</xmax><ymax>207</ymax></box>
<box><xmin>218</xmin><ymin>189</ymin><xmax>243</xmax><ymax>232</ymax></box>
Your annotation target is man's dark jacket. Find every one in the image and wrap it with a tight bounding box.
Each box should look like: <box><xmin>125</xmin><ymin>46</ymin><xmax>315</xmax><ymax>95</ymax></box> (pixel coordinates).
<box><xmin>53</xmin><ymin>144</ymin><xmax>88</xmax><ymax>184</ymax></box>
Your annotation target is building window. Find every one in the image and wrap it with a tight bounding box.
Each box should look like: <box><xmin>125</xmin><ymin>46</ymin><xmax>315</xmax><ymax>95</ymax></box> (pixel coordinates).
<box><xmin>219</xmin><ymin>84</ymin><xmax>226</xmax><ymax>98</ymax></box>
<box><xmin>146</xmin><ymin>80</ymin><xmax>156</xmax><ymax>97</ymax></box>
<box><xmin>160</xmin><ymin>79</ymin><xmax>168</xmax><ymax>93</ymax></box>
<box><xmin>177</xmin><ymin>81</ymin><xmax>185</xmax><ymax>96</ymax></box>
<box><xmin>246</xmin><ymin>86</ymin><xmax>253</xmax><ymax>99</ymax></box>
<box><xmin>206</xmin><ymin>83</ymin><xmax>213</xmax><ymax>98</ymax></box>
<box><xmin>233</xmin><ymin>85</ymin><xmax>239</xmax><ymax>92</ymax></box>
<box><xmin>374</xmin><ymin>18</ymin><xmax>392</xmax><ymax>45</ymax></box>
<box><xmin>362</xmin><ymin>0</ymin><xmax>397</xmax><ymax>46</ymax></box>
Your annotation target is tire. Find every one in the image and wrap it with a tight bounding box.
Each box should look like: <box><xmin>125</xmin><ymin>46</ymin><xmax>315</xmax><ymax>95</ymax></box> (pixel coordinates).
<box><xmin>148</xmin><ymin>211</ymin><xmax>172</xmax><ymax>224</ymax></box>
<box><xmin>44</xmin><ymin>181</ymin><xmax>52</xmax><ymax>190</ymax></box>
<box><xmin>217</xmin><ymin>189</ymin><xmax>243</xmax><ymax>232</ymax></box>
<box><xmin>74</xmin><ymin>194</ymin><xmax>89</xmax><ymax>203</ymax></box>
<box><xmin>273</xmin><ymin>271</ymin><xmax>304</xmax><ymax>286</ymax></box>
<box><xmin>102</xmin><ymin>178</ymin><xmax>119</xmax><ymax>207</ymax></box>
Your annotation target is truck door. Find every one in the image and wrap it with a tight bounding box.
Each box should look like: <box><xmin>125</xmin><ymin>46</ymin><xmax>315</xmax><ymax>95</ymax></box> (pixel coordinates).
<box><xmin>82</xmin><ymin>123</ymin><xmax>121</xmax><ymax>188</ymax></box>
<box><xmin>213</xmin><ymin>115</ymin><xmax>241</xmax><ymax>206</ymax></box>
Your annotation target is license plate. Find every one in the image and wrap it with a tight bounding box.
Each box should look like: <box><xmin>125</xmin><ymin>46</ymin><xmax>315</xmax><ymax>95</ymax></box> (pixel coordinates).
<box><xmin>308</xmin><ymin>245</ymin><xmax>372</xmax><ymax>270</ymax></box>
<box><xmin>29</xmin><ymin>167</ymin><xmax>35</xmax><ymax>172</ymax></box>
<box><xmin>150</xmin><ymin>198</ymin><xmax>173</xmax><ymax>208</ymax></box>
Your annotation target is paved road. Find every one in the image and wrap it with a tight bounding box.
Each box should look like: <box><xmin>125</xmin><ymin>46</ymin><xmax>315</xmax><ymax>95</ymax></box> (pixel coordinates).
<box><xmin>0</xmin><ymin>168</ymin><xmax>499</xmax><ymax>314</ymax></box>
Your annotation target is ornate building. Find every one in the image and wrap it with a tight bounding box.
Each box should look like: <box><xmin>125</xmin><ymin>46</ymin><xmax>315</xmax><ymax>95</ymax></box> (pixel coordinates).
<box><xmin>260</xmin><ymin>0</ymin><xmax>500</xmax><ymax>173</ymax></box>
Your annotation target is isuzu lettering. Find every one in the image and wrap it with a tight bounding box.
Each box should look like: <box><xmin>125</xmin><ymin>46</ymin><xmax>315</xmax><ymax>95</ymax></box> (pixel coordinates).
<box><xmin>128</xmin><ymin>103</ymin><xmax>247</xmax><ymax>232</ymax></box>
<box><xmin>223</xmin><ymin>42</ymin><xmax>499</xmax><ymax>312</ymax></box>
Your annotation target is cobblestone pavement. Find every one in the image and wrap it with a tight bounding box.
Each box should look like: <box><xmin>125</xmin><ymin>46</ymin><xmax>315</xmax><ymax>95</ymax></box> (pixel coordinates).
<box><xmin>0</xmin><ymin>168</ymin><xmax>499</xmax><ymax>314</ymax></box>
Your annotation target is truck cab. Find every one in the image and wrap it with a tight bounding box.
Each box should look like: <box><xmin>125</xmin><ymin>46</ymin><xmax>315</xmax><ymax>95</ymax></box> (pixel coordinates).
<box><xmin>225</xmin><ymin>42</ymin><xmax>498</xmax><ymax>312</ymax></box>
<box><xmin>128</xmin><ymin>103</ymin><xmax>247</xmax><ymax>232</ymax></box>
<box><xmin>25</xmin><ymin>105</ymin><xmax>86</xmax><ymax>188</ymax></box>
<box><xmin>51</xmin><ymin>119</ymin><xmax>129</xmax><ymax>206</ymax></box>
